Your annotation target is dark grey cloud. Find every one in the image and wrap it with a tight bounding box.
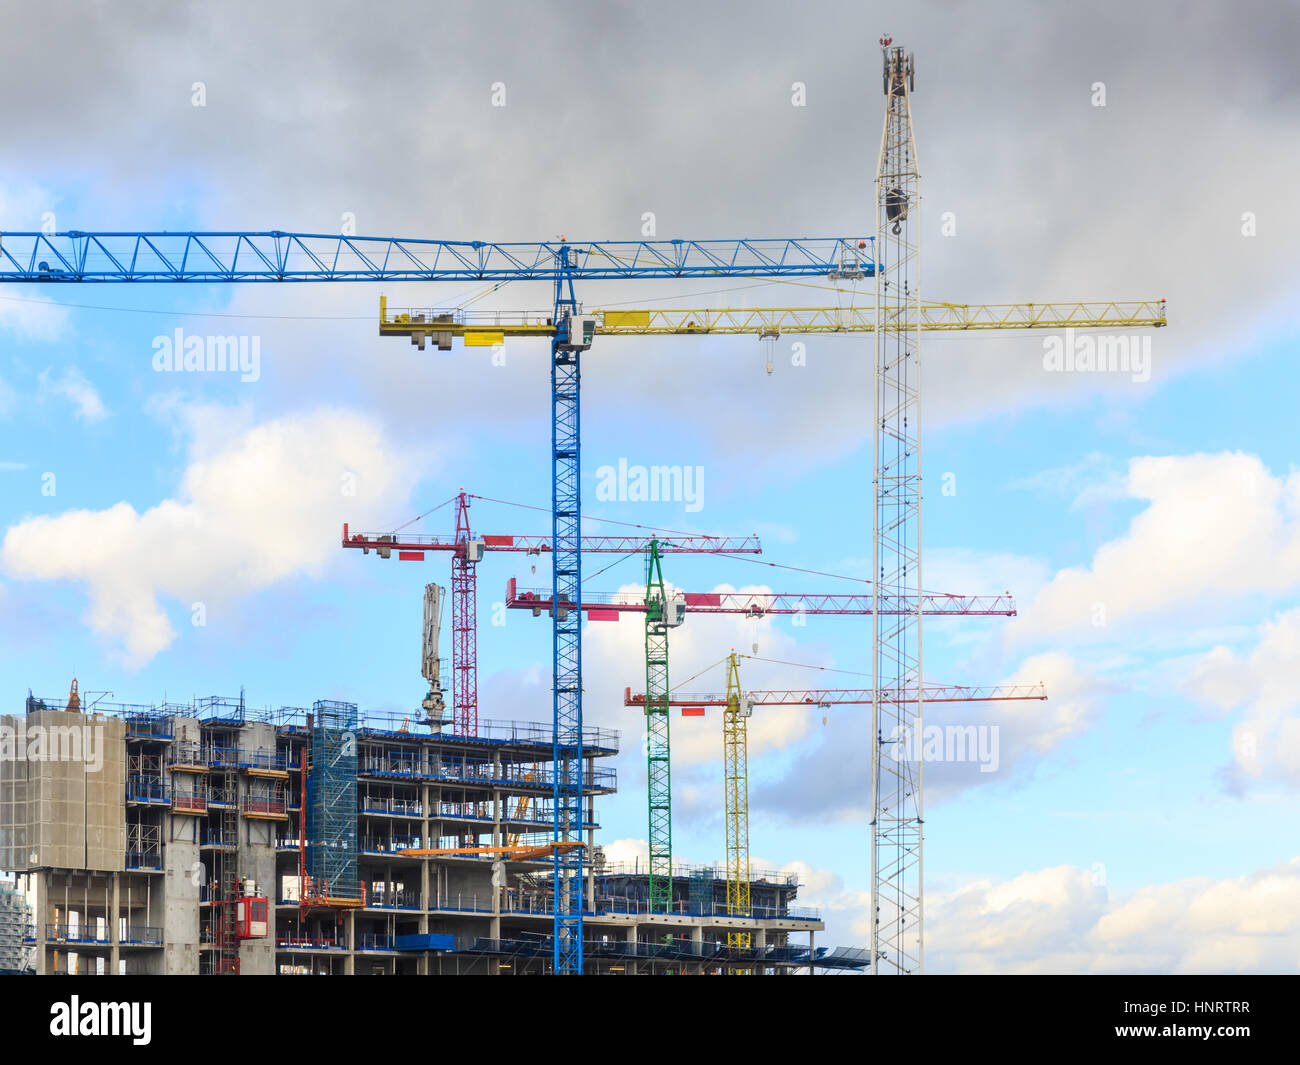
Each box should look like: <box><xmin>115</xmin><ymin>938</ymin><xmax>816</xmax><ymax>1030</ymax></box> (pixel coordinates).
<box><xmin>2</xmin><ymin>0</ymin><xmax>1296</xmax><ymax>474</ymax></box>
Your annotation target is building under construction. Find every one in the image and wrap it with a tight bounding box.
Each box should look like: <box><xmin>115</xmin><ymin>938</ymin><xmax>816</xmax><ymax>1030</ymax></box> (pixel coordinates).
<box><xmin>0</xmin><ymin>685</ymin><xmax>855</xmax><ymax>975</ymax></box>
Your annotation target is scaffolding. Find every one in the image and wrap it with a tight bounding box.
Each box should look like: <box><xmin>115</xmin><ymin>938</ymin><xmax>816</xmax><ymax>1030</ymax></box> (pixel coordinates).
<box><xmin>0</xmin><ymin>880</ymin><xmax>31</xmax><ymax>973</ymax></box>
<box><xmin>307</xmin><ymin>701</ymin><xmax>360</xmax><ymax>901</ymax></box>
<box><xmin>688</xmin><ymin>866</ymin><xmax>714</xmax><ymax>914</ymax></box>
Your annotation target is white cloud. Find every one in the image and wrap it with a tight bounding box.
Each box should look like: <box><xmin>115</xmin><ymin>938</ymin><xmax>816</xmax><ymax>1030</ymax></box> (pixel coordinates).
<box><xmin>1006</xmin><ymin>451</ymin><xmax>1128</xmax><ymax>511</ymax></box>
<box><xmin>752</xmin><ymin>652</ymin><xmax>1102</xmax><ymax>821</ymax></box>
<box><xmin>0</xmin><ymin>292</ymin><xmax>69</xmax><ymax>343</ymax></box>
<box><xmin>580</xmin><ymin>581</ymin><xmax>821</xmax><ymax>766</ymax></box>
<box><xmin>600</xmin><ymin>838</ymin><xmax>649</xmax><ymax>870</ymax></box>
<box><xmin>1185</xmin><ymin>608</ymin><xmax>1300</xmax><ymax>792</ymax></box>
<box><xmin>1015</xmin><ymin>452</ymin><xmax>1300</xmax><ymax>642</ymax></box>
<box><xmin>1</xmin><ymin>406</ymin><xmax>421</xmax><ymax>667</ymax></box>
<box><xmin>926</xmin><ymin>858</ymin><xmax>1300</xmax><ymax>974</ymax></box>
<box><xmin>38</xmin><ymin>366</ymin><xmax>107</xmax><ymax>422</ymax></box>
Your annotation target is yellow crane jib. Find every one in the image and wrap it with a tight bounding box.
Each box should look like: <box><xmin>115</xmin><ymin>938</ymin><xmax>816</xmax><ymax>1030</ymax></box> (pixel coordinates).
<box><xmin>380</xmin><ymin>296</ymin><xmax>1167</xmax><ymax>347</ymax></box>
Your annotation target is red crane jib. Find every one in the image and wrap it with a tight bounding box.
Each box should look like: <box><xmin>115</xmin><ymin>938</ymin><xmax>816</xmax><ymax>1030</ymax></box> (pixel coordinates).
<box><xmin>623</xmin><ymin>684</ymin><xmax>1048</xmax><ymax>707</ymax></box>
<box><xmin>341</xmin><ymin>524</ymin><xmax>762</xmax><ymax>557</ymax></box>
<box><xmin>504</xmin><ymin>579</ymin><xmax>1016</xmax><ymax>617</ymax></box>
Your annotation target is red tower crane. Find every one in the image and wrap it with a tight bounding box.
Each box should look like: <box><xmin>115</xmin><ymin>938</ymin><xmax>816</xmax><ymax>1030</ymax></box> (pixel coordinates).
<box><xmin>509</xmin><ymin>575</ymin><xmax>1020</xmax><ymax>909</ymax></box>
<box><xmin>343</xmin><ymin>491</ymin><xmax>762</xmax><ymax>736</ymax></box>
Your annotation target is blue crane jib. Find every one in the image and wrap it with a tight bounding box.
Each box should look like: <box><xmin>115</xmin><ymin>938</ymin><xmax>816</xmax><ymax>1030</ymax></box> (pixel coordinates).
<box><xmin>0</xmin><ymin>232</ymin><xmax>875</xmax><ymax>282</ymax></box>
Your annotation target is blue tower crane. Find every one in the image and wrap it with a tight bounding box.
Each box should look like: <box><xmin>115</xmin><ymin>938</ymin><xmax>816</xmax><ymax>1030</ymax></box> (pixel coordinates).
<box><xmin>0</xmin><ymin>228</ymin><xmax>874</xmax><ymax>972</ymax></box>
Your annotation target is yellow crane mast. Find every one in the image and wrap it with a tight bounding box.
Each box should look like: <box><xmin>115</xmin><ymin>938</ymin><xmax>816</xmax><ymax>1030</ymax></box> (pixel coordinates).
<box><xmin>722</xmin><ymin>652</ymin><xmax>751</xmax><ymax>955</ymax></box>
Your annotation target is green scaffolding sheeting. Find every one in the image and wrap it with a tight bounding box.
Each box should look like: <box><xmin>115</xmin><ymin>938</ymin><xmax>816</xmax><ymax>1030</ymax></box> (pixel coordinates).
<box><xmin>688</xmin><ymin>866</ymin><xmax>714</xmax><ymax>915</ymax></box>
<box><xmin>307</xmin><ymin>700</ymin><xmax>359</xmax><ymax>900</ymax></box>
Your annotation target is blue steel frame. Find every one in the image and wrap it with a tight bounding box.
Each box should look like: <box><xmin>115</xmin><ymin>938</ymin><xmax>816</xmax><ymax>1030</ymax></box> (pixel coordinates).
<box><xmin>0</xmin><ymin>232</ymin><xmax>871</xmax><ymax>283</ymax></box>
<box><xmin>550</xmin><ymin>248</ymin><xmax>585</xmax><ymax>973</ymax></box>
<box><xmin>0</xmin><ymin>228</ymin><xmax>874</xmax><ymax>972</ymax></box>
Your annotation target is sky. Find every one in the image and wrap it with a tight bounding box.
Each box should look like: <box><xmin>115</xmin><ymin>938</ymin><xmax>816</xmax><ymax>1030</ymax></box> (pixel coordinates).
<box><xmin>2</xmin><ymin>0</ymin><xmax>1299</xmax><ymax>973</ymax></box>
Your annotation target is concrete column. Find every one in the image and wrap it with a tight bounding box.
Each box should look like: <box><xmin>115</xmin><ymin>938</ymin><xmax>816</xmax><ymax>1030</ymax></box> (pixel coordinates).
<box><xmin>109</xmin><ymin>872</ymin><xmax>120</xmax><ymax>973</ymax></box>
<box><xmin>34</xmin><ymin>871</ymin><xmax>48</xmax><ymax>975</ymax></box>
<box><xmin>586</xmin><ymin>783</ymin><xmax>595</xmax><ymax>906</ymax></box>
<box><xmin>233</xmin><ymin>722</ymin><xmax>279</xmax><ymax>975</ymax></box>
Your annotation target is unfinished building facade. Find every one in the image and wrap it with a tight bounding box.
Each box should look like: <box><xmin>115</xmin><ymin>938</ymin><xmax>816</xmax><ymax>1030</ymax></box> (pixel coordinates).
<box><xmin>1</xmin><ymin>692</ymin><xmax>836</xmax><ymax>974</ymax></box>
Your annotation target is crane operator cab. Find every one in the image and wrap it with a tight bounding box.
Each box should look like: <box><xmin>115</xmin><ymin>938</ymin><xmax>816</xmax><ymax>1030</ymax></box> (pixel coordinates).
<box><xmin>557</xmin><ymin>313</ymin><xmax>597</xmax><ymax>353</ymax></box>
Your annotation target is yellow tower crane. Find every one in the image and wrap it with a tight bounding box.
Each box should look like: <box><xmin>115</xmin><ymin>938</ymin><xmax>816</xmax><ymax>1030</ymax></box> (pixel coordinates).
<box><xmin>722</xmin><ymin>653</ymin><xmax>750</xmax><ymax>955</ymax></box>
<box><xmin>379</xmin><ymin>291</ymin><xmax>1166</xmax><ymax>967</ymax></box>
<box><xmin>655</xmin><ymin>654</ymin><xmax>1050</xmax><ymax>968</ymax></box>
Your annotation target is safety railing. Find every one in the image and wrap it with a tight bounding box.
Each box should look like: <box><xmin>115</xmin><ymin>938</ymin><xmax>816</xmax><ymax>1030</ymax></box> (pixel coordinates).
<box><xmin>172</xmin><ymin>790</ymin><xmax>207</xmax><ymax>814</ymax></box>
<box><xmin>123</xmin><ymin>714</ymin><xmax>174</xmax><ymax>741</ymax></box>
<box><xmin>589</xmin><ymin>896</ymin><xmax>821</xmax><ymax>921</ymax></box>
<box><xmin>46</xmin><ymin>923</ymin><xmax>109</xmax><ymax>944</ymax></box>
<box><xmin>242</xmin><ymin>796</ymin><xmax>288</xmax><ymax>817</ymax></box>
<box><xmin>360</xmin><ymin>796</ymin><xmax>423</xmax><ymax>817</ymax></box>
<box><xmin>201</xmin><ymin>829</ymin><xmax>236</xmax><ymax>847</ymax></box>
<box><xmin>355</xmin><ymin>933</ymin><xmax>397</xmax><ymax>951</ymax></box>
<box><xmin>126</xmin><ymin>775</ymin><xmax>170</xmax><ymax>803</ymax></box>
<box><xmin>596</xmin><ymin>861</ymin><xmax>799</xmax><ymax>887</ymax></box>
<box><xmin>367</xmin><ymin>889</ymin><xmax>422</xmax><ymax>910</ymax></box>
<box><xmin>275</xmin><ymin>936</ymin><xmax>347</xmax><ymax>951</ymax></box>
<box><xmin>433</xmin><ymin>799</ymin><xmax>600</xmax><ymax>829</ymax></box>
<box><xmin>205</xmin><ymin>745</ymin><xmax>238</xmax><ymax>768</ymax></box>
<box><xmin>243</xmin><ymin>747</ymin><xmax>289</xmax><ymax>771</ymax></box>
<box><xmin>167</xmin><ymin>740</ymin><xmax>205</xmax><ymax>767</ymax></box>
<box><xmin>357</xmin><ymin>757</ymin><xmax>617</xmax><ymax>789</ymax></box>
<box><xmin>353</xmin><ymin>714</ymin><xmax>620</xmax><ymax>752</ymax></box>
<box><xmin>359</xmin><ymin>835</ymin><xmax>426</xmax><ymax>854</ymax></box>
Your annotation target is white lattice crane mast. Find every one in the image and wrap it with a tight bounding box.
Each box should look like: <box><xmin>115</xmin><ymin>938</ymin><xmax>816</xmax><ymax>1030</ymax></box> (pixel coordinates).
<box><xmin>873</xmin><ymin>34</ymin><xmax>924</xmax><ymax>976</ymax></box>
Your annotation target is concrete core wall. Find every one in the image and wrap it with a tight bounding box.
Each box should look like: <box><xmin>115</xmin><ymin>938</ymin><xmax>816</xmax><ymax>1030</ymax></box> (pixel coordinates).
<box><xmin>0</xmin><ymin>711</ymin><xmax>124</xmax><ymax>873</ymax></box>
